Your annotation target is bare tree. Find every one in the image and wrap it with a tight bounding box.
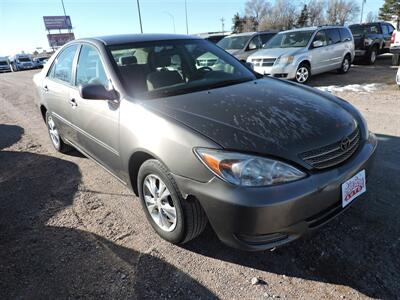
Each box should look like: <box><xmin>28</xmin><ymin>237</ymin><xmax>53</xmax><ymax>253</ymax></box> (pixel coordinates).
<box><xmin>326</xmin><ymin>0</ymin><xmax>360</xmax><ymax>25</ymax></box>
<box><xmin>259</xmin><ymin>0</ymin><xmax>298</xmax><ymax>30</ymax></box>
<box><xmin>366</xmin><ymin>11</ymin><xmax>378</xmax><ymax>23</ymax></box>
<box><xmin>245</xmin><ymin>0</ymin><xmax>271</xmax><ymax>29</ymax></box>
<box><xmin>308</xmin><ymin>0</ymin><xmax>327</xmax><ymax>25</ymax></box>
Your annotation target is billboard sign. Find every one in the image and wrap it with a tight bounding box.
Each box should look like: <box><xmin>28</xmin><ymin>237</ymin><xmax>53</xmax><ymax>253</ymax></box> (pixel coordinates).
<box><xmin>43</xmin><ymin>16</ymin><xmax>72</xmax><ymax>30</ymax></box>
<box><xmin>47</xmin><ymin>33</ymin><xmax>75</xmax><ymax>47</ymax></box>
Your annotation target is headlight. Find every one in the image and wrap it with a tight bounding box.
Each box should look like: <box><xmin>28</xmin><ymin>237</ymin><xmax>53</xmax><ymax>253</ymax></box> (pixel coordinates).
<box><xmin>276</xmin><ymin>55</ymin><xmax>294</xmax><ymax>65</ymax></box>
<box><xmin>194</xmin><ymin>148</ymin><xmax>306</xmax><ymax>187</ymax></box>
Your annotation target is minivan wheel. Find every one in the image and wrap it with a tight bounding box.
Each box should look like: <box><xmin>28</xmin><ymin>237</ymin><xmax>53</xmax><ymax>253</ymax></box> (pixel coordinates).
<box><xmin>294</xmin><ymin>63</ymin><xmax>310</xmax><ymax>83</ymax></box>
<box><xmin>366</xmin><ymin>47</ymin><xmax>377</xmax><ymax>65</ymax></box>
<box><xmin>338</xmin><ymin>55</ymin><xmax>351</xmax><ymax>74</ymax></box>
<box><xmin>138</xmin><ymin>159</ymin><xmax>207</xmax><ymax>244</ymax></box>
<box><xmin>45</xmin><ymin>111</ymin><xmax>72</xmax><ymax>153</ymax></box>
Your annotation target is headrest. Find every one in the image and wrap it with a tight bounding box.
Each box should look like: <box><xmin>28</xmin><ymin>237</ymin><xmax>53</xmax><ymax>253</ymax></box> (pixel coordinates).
<box><xmin>151</xmin><ymin>52</ymin><xmax>172</xmax><ymax>68</ymax></box>
<box><xmin>119</xmin><ymin>56</ymin><xmax>137</xmax><ymax>66</ymax></box>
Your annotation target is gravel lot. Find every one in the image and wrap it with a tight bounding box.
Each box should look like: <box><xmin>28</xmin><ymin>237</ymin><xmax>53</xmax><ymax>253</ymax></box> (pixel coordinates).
<box><xmin>0</xmin><ymin>56</ymin><xmax>399</xmax><ymax>299</ymax></box>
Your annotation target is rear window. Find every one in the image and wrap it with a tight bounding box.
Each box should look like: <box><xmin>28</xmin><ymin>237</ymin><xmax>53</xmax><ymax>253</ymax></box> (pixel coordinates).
<box><xmin>340</xmin><ymin>28</ymin><xmax>352</xmax><ymax>42</ymax></box>
<box><xmin>326</xmin><ymin>29</ymin><xmax>341</xmax><ymax>44</ymax></box>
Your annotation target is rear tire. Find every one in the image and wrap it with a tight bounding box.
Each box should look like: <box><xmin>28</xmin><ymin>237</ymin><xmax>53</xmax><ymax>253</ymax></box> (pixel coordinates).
<box><xmin>138</xmin><ymin>159</ymin><xmax>207</xmax><ymax>244</ymax></box>
<box><xmin>366</xmin><ymin>46</ymin><xmax>377</xmax><ymax>65</ymax></box>
<box><xmin>337</xmin><ymin>55</ymin><xmax>351</xmax><ymax>74</ymax></box>
<box><xmin>45</xmin><ymin>111</ymin><xmax>73</xmax><ymax>153</ymax></box>
<box><xmin>392</xmin><ymin>54</ymin><xmax>400</xmax><ymax>66</ymax></box>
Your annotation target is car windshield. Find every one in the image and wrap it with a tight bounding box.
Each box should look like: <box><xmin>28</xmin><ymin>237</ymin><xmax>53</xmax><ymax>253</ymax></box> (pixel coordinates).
<box><xmin>108</xmin><ymin>39</ymin><xmax>257</xmax><ymax>99</ymax></box>
<box><xmin>264</xmin><ymin>31</ymin><xmax>314</xmax><ymax>48</ymax></box>
<box><xmin>0</xmin><ymin>61</ymin><xmax>8</xmax><ymax>65</ymax></box>
<box><xmin>18</xmin><ymin>57</ymin><xmax>31</xmax><ymax>62</ymax></box>
<box><xmin>217</xmin><ymin>35</ymin><xmax>252</xmax><ymax>50</ymax></box>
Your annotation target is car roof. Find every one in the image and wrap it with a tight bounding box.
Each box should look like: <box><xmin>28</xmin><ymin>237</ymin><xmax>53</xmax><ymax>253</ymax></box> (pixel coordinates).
<box><xmin>78</xmin><ymin>34</ymin><xmax>202</xmax><ymax>46</ymax></box>
<box><xmin>279</xmin><ymin>26</ymin><xmax>345</xmax><ymax>34</ymax></box>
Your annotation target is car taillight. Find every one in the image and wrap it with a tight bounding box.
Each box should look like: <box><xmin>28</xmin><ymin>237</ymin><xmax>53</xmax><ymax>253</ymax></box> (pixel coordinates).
<box><xmin>391</xmin><ymin>32</ymin><xmax>396</xmax><ymax>43</ymax></box>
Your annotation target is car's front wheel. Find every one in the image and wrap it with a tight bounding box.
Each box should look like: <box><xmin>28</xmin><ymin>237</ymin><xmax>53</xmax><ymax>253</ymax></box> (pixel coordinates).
<box><xmin>294</xmin><ymin>63</ymin><xmax>310</xmax><ymax>84</ymax></box>
<box><xmin>45</xmin><ymin>111</ymin><xmax>72</xmax><ymax>153</ymax></box>
<box><xmin>366</xmin><ymin>46</ymin><xmax>377</xmax><ymax>65</ymax></box>
<box><xmin>138</xmin><ymin>159</ymin><xmax>207</xmax><ymax>244</ymax></box>
<box><xmin>337</xmin><ymin>55</ymin><xmax>351</xmax><ymax>74</ymax></box>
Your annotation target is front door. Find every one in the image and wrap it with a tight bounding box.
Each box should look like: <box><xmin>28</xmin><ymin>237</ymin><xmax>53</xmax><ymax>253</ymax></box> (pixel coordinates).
<box><xmin>71</xmin><ymin>44</ymin><xmax>121</xmax><ymax>174</ymax></box>
<box><xmin>43</xmin><ymin>44</ymin><xmax>79</xmax><ymax>142</ymax></box>
<box><xmin>309</xmin><ymin>30</ymin><xmax>329</xmax><ymax>74</ymax></box>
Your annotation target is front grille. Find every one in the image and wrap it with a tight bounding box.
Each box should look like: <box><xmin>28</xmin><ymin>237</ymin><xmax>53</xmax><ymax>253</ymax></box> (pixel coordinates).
<box><xmin>300</xmin><ymin>127</ymin><xmax>360</xmax><ymax>169</ymax></box>
<box><xmin>251</xmin><ymin>58</ymin><xmax>276</xmax><ymax>67</ymax></box>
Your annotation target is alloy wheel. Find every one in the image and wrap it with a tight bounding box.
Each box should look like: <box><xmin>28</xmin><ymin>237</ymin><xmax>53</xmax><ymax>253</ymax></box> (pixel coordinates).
<box><xmin>370</xmin><ymin>50</ymin><xmax>376</xmax><ymax>64</ymax></box>
<box><xmin>143</xmin><ymin>174</ymin><xmax>177</xmax><ymax>232</ymax></box>
<box><xmin>47</xmin><ymin>116</ymin><xmax>60</xmax><ymax>148</ymax></box>
<box><xmin>343</xmin><ymin>58</ymin><xmax>350</xmax><ymax>72</ymax></box>
<box><xmin>296</xmin><ymin>67</ymin><xmax>309</xmax><ymax>83</ymax></box>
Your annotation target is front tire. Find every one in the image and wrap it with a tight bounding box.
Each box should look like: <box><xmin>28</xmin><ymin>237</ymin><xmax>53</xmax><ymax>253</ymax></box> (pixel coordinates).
<box><xmin>366</xmin><ymin>46</ymin><xmax>377</xmax><ymax>65</ymax></box>
<box><xmin>294</xmin><ymin>63</ymin><xmax>310</xmax><ymax>84</ymax></box>
<box><xmin>45</xmin><ymin>111</ymin><xmax>72</xmax><ymax>153</ymax></box>
<box><xmin>138</xmin><ymin>159</ymin><xmax>207</xmax><ymax>244</ymax></box>
<box><xmin>337</xmin><ymin>55</ymin><xmax>351</xmax><ymax>74</ymax></box>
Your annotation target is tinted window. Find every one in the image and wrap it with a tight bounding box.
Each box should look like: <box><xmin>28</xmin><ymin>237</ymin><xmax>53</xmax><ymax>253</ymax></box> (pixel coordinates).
<box><xmin>340</xmin><ymin>28</ymin><xmax>352</xmax><ymax>42</ymax></box>
<box><xmin>366</xmin><ymin>24</ymin><xmax>380</xmax><ymax>34</ymax></box>
<box><xmin>260</xmin><ymin>33</ymin><xmax>276</xmax><ymax>45</ymax></box>
<box><xmin>387</xmin><ymin>24</ymin><xmax>395</xmax><ymax>34</ymax></box>
<box><xmin>49</xmin><ymin>45</ymin><xmax>78</xmax><ymax>83</ymax></box>
<box><xmin>76</xmin><ymin>45</ymin><xmax>108</xmax><ymax>87</ymax></box>
<box><xmin>108</xmin><ymin>39</ymin><xmax>256</xmax><ymax>99</ymax></box>
<box><xmin>312</xmin><ymin>30</ymin><xmax>328</xmax><ymax>47</ymax></box>
<box><xmin>217</xmin><ymin>35</ymin><xmax>252</xmax><ymax>50</ymax></box>
<box><xmin>249</xmin><ymin>35</ymin><xmax>262</xmax><ymax>49</ymax></box>
<box><xmin>326</xmin><ymin>29</ymin><xmax>341</xmax><ymax>44</ymax></box>
<box><xmin>382</xmin><ymin>25</ymin><xmax>389</xmax><ymax>35</ymax></box>
<box><xmin>349</xmin><ymin>25</ymin><xmax>364</xmax><ymax>36</ymax></box>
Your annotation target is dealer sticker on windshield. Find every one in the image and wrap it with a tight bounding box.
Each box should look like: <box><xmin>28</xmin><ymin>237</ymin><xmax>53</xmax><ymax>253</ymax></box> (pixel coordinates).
<box><xmin>341</xmin><ymin>170</ymin><xmax>366</xmax><ymax>208</ymax></box>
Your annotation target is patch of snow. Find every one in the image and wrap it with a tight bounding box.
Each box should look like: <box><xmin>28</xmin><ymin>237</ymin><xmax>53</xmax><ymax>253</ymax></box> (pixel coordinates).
<box><xmin>316</xmin><ymin>83</ymin><xmax>387</xmax><ymax>94</ymax></box>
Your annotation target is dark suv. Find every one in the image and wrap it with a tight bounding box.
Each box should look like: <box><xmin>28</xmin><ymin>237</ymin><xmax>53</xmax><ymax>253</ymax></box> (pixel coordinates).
<box><xmin>349</xmin><ymin>22</ymin><xmax>395</xmax><ymax>64</ymax></box>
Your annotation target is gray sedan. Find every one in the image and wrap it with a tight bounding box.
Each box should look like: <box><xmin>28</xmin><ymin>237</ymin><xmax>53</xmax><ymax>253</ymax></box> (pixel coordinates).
<box><xmin>34</xmin><ymin>34</ymin><xmax>376</xmax><ymax>251</ymax></box>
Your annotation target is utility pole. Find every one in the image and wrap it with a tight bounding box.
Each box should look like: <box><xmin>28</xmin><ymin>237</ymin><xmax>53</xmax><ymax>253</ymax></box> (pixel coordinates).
<box><xmin>164</xmin><ymin>12</ymin><xmax>176</xmax><ymax>33</ymax></box>
<box><xmin>60</xmin><ymin>0</ymin><xmax>70</xmax><ymax>33</ymax></box>
<box><xmin>137</xmin><ymin>0</ymin><xmax>143</xmax><ymax>33</ymax></box>
<box><xmin>360</xmin><ymin>0</ymin><xmax>366</xmax><ymax>23</ymax></box>
<box><xmin>184</xmin><ymin>0</ymin><xmax>189</xmax><ymax>34</ymax></box>
<box><xmin>220</xmin><ymin>17</ymin><xmax>225</xmax><ymax>34</ymax></box>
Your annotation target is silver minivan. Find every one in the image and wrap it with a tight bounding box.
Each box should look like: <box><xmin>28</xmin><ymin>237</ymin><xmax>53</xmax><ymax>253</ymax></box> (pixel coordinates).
<box><xmin>247</xmin><ymin>26</ymin><xmax>355</xmax><ymax>83</ymax></box>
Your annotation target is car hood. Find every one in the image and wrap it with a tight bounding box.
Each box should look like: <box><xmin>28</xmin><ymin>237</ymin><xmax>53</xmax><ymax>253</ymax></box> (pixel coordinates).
<box><xmin>141</xmin><ymin>78</ymin><xmax>357</xmax><ymax>168</ymax></box>
<box><xmin>225</xmin><ymin>49</ymin><xmax>241</xmax><ymax>55</ymax></box>
<box><xmin>249</xmin><ymin>47</ymin><xmax>304</xmax><ymax>59</ymax></box>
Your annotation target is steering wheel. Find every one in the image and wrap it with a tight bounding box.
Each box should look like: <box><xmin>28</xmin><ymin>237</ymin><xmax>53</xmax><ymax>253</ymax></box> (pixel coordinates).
<box><xmin>198</xmin><ymin>66</ymin><xmax>213</xmax><ymax>72</ymax></box>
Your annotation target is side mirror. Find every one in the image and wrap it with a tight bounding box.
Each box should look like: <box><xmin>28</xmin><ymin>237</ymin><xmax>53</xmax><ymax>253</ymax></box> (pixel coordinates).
<box><xmin>248</xmin><ymin>42</ymin><xmax>257</xmax><ymax>51</ymax></box>
<box><xmin>79</xmin><ymin>84</ymin><xmax>118</xmax><ymax>101</ymax></box>
<box><xmin>312</xmin><ymin>40</ymin><xmax>324</xmax><ymax>48</ymax></box>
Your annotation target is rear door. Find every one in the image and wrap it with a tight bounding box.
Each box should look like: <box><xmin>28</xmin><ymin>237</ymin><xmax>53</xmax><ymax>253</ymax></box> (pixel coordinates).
<box><xmin>382</xmin><ymin>24</ymin><xmax>395</xmax><ymax>50</ymax></box>
<box><xmin>325</xmin><ymin>28</ymin><xmax>343</xmax><ymax>68</ymax></box>
<box><xmin>70</xmin><ymin>43</ymin><xmax>121</xmax><ymax>174</ymax></box>
<box><xmin>43</xmin><ymin>44</ymin><xmax>79</xmax><ymax>142</ymax></box>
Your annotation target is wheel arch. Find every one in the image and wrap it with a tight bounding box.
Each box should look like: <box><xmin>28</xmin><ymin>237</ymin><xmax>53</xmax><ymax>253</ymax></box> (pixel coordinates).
<box><xmin>40</xmin><ymin>104</ymin><xmax>47</xmax><ymax>122</ymax></box>
<box><xmin>128</xmin><ymin>150</ymin><xmax>158</xmax><ymax>196</ymax></box>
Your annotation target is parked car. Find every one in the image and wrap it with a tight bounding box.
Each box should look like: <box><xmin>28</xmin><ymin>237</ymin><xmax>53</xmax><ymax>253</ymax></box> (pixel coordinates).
<box><xmin>217</xmin><ymin>31</ymin><xmax>277</xmax><ymax>61</ymax></box>
<box><xmin>33</xmin><ymin>56</ymin><xmax>50</xmax><ymax>69</ymax></box>
<box><xmin>349</xmin><ymin>22</ymin><xmax>395</xmax><ymax>64</ymax></box>
<box><xmin>33</xmin><ymin>34</ymin><xmax>377</xmax><ymax>251</ymax></box>
<box><xmin>196</xmin><ymin>32</ymin><xmax>231</xmax><ymax>44</ymax></box>
<box><xmin>0</xmin><ymin>56</ymin><xmax>11</xmax><ymax>72</ymax></box>
<box><xmin>9</xmin><ymin>54</ymin><xmax>35</xmax><ymax>71</ymax></box>
<box><xmin>390</xmin><ymin>28</ymin><xmax>400</xmax><ymax>65</ymax></box>
<box><xmin>247</xmin><ymin>26</ymin><xmax>354</xmax><ymax>83</ymax></box>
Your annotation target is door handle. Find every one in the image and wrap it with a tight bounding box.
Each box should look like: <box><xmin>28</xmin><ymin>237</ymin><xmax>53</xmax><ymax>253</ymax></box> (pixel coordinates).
<box><xmin>69</xmin><ymin>98</ymin><xmax>77</xmax><ymax>107</ymax></box>
<box><xmin>43</xmin><ymin>85</ymin><xmax>49</xmax><ymax>92</ymax></box>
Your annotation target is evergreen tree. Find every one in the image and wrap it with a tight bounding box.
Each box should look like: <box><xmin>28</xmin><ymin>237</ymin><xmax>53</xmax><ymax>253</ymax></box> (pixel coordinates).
<box><xmin>297</xmin><ymin>5</ymin><xmax>310</xmax><ymax>27</ymax></box>
<box><xmin>379</xmin><ymin>0</ymin><xmax>400</xmax><ymax>28</ymax></box>
<box><xmin>232</xmin><ymin>13</ymin><xmax>245</xmax><ymax>33</ymax></box>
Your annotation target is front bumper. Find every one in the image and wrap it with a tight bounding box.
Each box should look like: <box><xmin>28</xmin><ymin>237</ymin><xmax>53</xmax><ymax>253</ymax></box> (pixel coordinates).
<box><xmin>253</xmin><ymin>63</ymin><xmax>297</xmax><ymax>80</ymax></box>
<box><xmin>174</xmin><ymin>134</ymin><xmax>377</xmax><ymax>251</ymax></box>
<box><xmin>0</xmin><ymin>67</ymin><xmax>11</xmax><ymax>73</ymax></box>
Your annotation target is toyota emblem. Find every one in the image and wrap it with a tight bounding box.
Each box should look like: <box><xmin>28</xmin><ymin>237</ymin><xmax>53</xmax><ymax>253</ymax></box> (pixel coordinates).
<box><xmin>340</xmin><ymin>137</ymin><xmax>351</xmax><ymax>151</ymax></box>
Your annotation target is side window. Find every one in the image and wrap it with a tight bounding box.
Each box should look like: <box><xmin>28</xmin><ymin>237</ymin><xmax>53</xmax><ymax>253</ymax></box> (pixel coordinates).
<box><xmin>260</xmin><ymin>33</ymin><xmax>275</xmax><ymax>46</ymax></box>
<box><xmin>76</xmin><ymin>45</ymin><xmax>108</xmax><ymax>87</ymax></box>
<box><xmin>367</xmin><ymin>25</ymin><xmax>380</xmax><ymax>34</ymax></box>
<box><xmin>248</xmin><ymin>36</ymin><xmax>262</xmax><ymax>50</ymax></box>
<box><xmin>340</xmin><ymin>28</ymin><xmax>352</xmax><ymax>42</ymax></box>
<box><xmin>382</xmin><ymin>25</ymin><xmax>389</xmax><ymax>35</ymax></box>
<box><xmin>326</xmin><ymin>29</ymin><xmax>341</xmax><ymax>45</ymax></box>
<box><xmin>49</xmin><ymin>45</ymin><xmax>78</xmax><ymax>83</ymax></box>
<box><xmin>312</xmin><ymin>30</ymin><xmax>328</xmax><ymax>47</ymax></box>
<box><xmin>388</xmin><ymin>25</ymin><xmax>395</xmax><ymax>35</ymax></box>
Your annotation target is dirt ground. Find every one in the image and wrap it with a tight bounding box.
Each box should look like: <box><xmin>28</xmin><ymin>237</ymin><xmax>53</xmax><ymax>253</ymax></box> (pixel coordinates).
<box><xmin>0</xmin><ymin>56</ymin><xmax>399</xmax><ymax>299</ymax></box>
